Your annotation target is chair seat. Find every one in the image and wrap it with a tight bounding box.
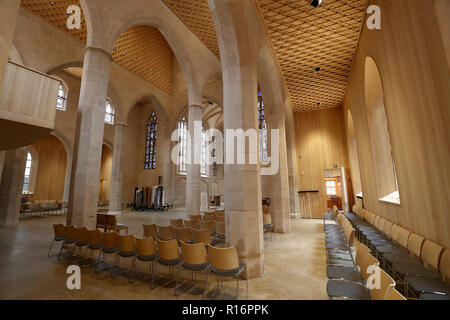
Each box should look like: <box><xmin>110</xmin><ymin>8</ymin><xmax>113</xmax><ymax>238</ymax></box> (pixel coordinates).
<box><xmin>119</xmin><ymin>250</ymin><xmax>137</xmax><ymax>258</ymax></box>
<box><xmin>328</xmin><ymin>258</ymin><xmax>355</xmax><ymax>268</ymax></box>
<box><xmin>210</xmin><ymin>263</ymin><xmax>245</xmax><ymax>278</ymax></box>
<box><xmin>89</xmin><ymin>244</ymin><xmax>103</xmax><ymax>250</ymax></box>
<box><xmin>159</xmin><ymin>257</ymin><xmax>181</xmax><ymax>266</ymax></box>
<box><xmin>393</xmin><ymin>262</ymin><xmax>440</xmax><ymax>277</ymax></box>
<box><xmin>65</xmin><ymin>239</ymin><xmax>76</xmax><ymax>244</ymax></box>
<box><xmin>371</xmin><ymin>239</ymin><xmax>393</xmax><ymax>247</ymax></box>
<box><xmin>182</xmin><ymin>262</ymin><xmax>209</xmax><ymax>271</ymax></box>
<box><xmin>323</xmin><ymin>213</ymin><xmax>335</xmax><ymax>220</ymax></box>
<box><xmin>326</xmin><ymin>280</ymin><xmax>370</xmax><ymax>300</ymax></box>
<box><xmin>137</xmin><ymin>254</ymin><xmax>156</xmax><ymax>262</ymax></box>
<box><xmin>76</xmin><ymin>241</ymin><xmax>89</xmax><ymax>247</ymax></box>
<box><xmin>327</xmin><ymin>266</ymin><xmax>362</xmax><ymax>282</ymax></box>
<box><xmin>420</xmin><ymin>293</ymin><xmax>450</xmax><ymax>300</ymax></box>
<box><xmin>103</xmin><ymin>247</ymin><xmax>119</xmax><ymax>254</ymax></box>
<box><xmin>215</xmin><ymin>234</ymin><xmax>225</xmax><ymax>240</ymax></box>
<box><xmin>383</xmin><ymin>251</ymin><xmax>411</xmax><ymax>265</ymax></box>
<box><xmin>404</xmin><ymin>275</ymin><xmax>450</xmax><ymax>295</ymax></box>
<box><xmin>328</xmin><ymin>251</ymin><xmax>353</xmax><ymax>261</ymax></box>
<box><xmin>263</xmin><ymin>223</ymin><xmax>273</xmax><ymax>231</ymax></box>
<box><xmin>54</xmin><ymin>236</ymin><xmax>65</xmax><ymax>241</ymax></box>
<box><xmin>326</xmin><ymin>241</ymin><xmax>348</xmax><ymax>249</ymax></box>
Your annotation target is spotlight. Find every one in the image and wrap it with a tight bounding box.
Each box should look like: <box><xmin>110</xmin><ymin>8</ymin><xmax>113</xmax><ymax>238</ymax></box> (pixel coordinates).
<box><xmin>310</xmin><ymin>0</ymin><xmax>323</xmax><ymax>8</ymax></box>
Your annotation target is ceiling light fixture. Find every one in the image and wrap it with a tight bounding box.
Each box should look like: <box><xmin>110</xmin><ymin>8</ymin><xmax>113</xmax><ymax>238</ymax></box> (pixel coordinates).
<box><xmin>315</xmin><ymin>67</ymin><xmax>321</xmax><ymax>72</ymax></box>
<box><xmin>310</xmin><ymin>0</ymin><xmax>323</xmax><ymax>8</ymax></box>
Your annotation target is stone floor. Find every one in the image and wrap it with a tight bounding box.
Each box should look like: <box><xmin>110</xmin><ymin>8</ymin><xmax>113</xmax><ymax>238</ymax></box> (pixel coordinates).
<box><xmin>0</xmin><ymin>209</ymin><xmax>328</xmax><ymax>300</ymax></box>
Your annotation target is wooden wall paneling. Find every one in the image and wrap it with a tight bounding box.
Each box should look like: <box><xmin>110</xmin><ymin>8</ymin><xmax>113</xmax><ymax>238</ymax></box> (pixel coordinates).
<box><xmin>99</xmin><ymin>145</ymin><xmax>112</xmax><ymax>201</ymax></box>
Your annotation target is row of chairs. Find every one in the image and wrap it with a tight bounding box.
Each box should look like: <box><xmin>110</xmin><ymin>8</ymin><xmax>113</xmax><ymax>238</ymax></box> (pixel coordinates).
<box><xmin>325</xmin><ymin>212</ymin><xmax>405</xmax><ymax>300</ymax></box>
<box><xmin>96</xmin><ymin>214</ymin><xmax>128</xmax><ymax>234</ymax></box>
<box><xmin>344</xmin><ymin>205</ymin><xmax>450</xmax><ymax>300</ymax></box>
<box><xmin>21</xmin><ymin>201</ymin><xmax>67</xmax><ymax>217</ymax></box>
<box><xmin>48</xmin><ymin>224</ymin><xmax>248</xmax><ymax>299</ymax></box>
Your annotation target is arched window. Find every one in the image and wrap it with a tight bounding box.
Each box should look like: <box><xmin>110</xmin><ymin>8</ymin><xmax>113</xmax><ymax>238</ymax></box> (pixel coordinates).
<box><xmin>258</xmin><ymin>89</ymin><xmax>268</xmax><ymax>163</ymax></box>
<box><xmin>201</xmin><ymin>129</ymin><xmax>208</xmax><ymax>177</ymax></box>
<box><xmin>145</xmin><ymin>111</ymin><xmax>158</xmax><ymax>170</ymax></box>
<box><xmin>104</xmin><ymin>99</ymin><xmax>115</xmax><ymax>125</ymax></box>
<box><xmin>364</xmin><ymin>57</ymin><xmax>400</xmax><ymax>204</ymax></box>
<box><xmin>56</xmin><ymin>84</ymin><xmax>67</xmax><ymax>111</ymax></box>
<box><xmin>178</xmin><ymin>116</ymin><xmax>187</xmax><ymax>173</ymax></box>
<box><xmin>23</xmin><ymin>152</ymin><xmax>32</xmax><ymax>193</ymax></box>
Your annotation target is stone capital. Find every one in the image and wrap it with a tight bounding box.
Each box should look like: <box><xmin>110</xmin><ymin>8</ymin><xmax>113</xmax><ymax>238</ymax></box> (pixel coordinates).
<box><xmin>82</xmin><ymin>46</ymin><xmax>113</xmax><ymax>62</ymax></box>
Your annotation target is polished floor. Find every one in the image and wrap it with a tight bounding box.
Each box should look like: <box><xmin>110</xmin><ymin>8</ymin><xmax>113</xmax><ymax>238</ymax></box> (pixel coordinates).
<box><xmin>0</xmin><ymin>209</ymin><xmax>328</xmax><ymax>300</ymax></box>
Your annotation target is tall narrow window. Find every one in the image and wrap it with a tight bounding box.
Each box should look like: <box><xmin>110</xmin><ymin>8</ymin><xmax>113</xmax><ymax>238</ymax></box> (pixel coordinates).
<box><xmin>258</xmin><ymin>89</ymin><xmax>268</xmax><ymax>163</ymax></box>
<box><xmin>201</xmin><ymin>130</ymin><xmax>208</xmax><ymax>177</ymax></box>
<box><xmin>145</xmin><ymin>111</ymin><xmax>158</xmax><ymax>170</ymax></box>
<box><xmin>178</xmin><ymin>116</ymin><xmax>187</xmax><ymax>173</ymax></box>
<box><xmin>23</xmin><ymin>152</ymin><xmax>32</xmax><ymax>193</ymax></box>
<box><xmin>104</xmin><ymin>100</ymin><xmax>115</xmax><ymax>125</ymax></box>
<box><xmin>56</xmin><ymin>84</ymin><xmax>67</xmax><ymax>111</ymax></box>
<box><xmin>211</xmin><ymin>136</ymin><xmax>217</xmax><ymax>177</ymax></box>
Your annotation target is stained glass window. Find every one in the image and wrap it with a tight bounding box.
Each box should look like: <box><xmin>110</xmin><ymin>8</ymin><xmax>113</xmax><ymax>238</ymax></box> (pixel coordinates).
<box><xmin>145</xmin><ymin>111</ymin><xmax>158</xmax><ymax>170</ymax></box>
<box><xmin>23</xmin><ymin>152</ymin><xmax>32</xmax><ymax>193</ymax></box>
<box><xmin>258</xmin><ymin>89</ymin><xmax>268</xmax><ymax>163</ymax></box>
<box><xmin>56</xmin><ymin>84</ymin><xmax>67</xmax><ymax>111</ymax></box>
<box><xmin>104</xmin><ymin>99</ymin><xmax>115</xmax><ymax>124</ymax></box>
<box><xmin>178</xmin><ymin>116</ymin><xmax>187</xmax><ymax>173</ymax></box>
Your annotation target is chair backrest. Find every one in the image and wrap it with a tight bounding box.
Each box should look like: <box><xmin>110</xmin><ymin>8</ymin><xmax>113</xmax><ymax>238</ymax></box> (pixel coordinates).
<box><xmin>387</xmin><ymin>289</ymin><xmax>407</xmax><ymax>300</ymax></box>
<box><xmin>192</xmin><ymin>228</ymin><xmax>211</xmax><ymax>245</ymax></box>
<box><xmin>352</xmin><ymin>204</ymin><xmax>358</xmax><ymax>213</ymax></box>
<box><xmin>208</xmin><ymin>245</ymin><xmax>239</xmax><ymax>271</ymax></box>
<box><xmin>389</xmin><ymin>224</ymin><xmax>401</xmax><ymax>243</ymax></box>
<box><xmin>75</xmin><ymin>227</ymin><xmax>89</xmax><ymax>243</ymax></box>
<box><xmin>406</xmin><ymin>233</ymin><xmax>425</xmax><ymax>259</ymax></box>
<box><xmin>202</xmin><ymin>215</ymin><xmax>215</xmax><ymax>222</ymax></box>
<box><xmin>170</xmin><ymin>219</ymin><xmax>184</xmax><ymax>228</ymax></box>
<box><xmin>204</xmin><ymin>211</ymin><xmax>216</xmax><ymax>218</ymax></box>
<box><xmin>263</xmin><ymin>214</ymin><xmax>272</xmax><ymax>225</ymax></box>
<box><xmin>118</xmin><ymin>234</ymin><xmax>136</xmax><ymax>253</ymax></box>
<box><xmin>215</xmin><ymin>216</ymin><xmax>225</xmax><ymax>223</ymax></box>
<box><xmin>158</xmin><ymin>225</ymin><xmax>175</xmax><ymax>241</ymax></box>
<box><xmin>198</xmin><ymin>221</ymin><xmax>215</xmax><ymax>234</ymax></box>
<box><xmin>97</xmin><ymin>214</ymin><xmax>106</xmax><ymax>226</ymax></box>
<box><xmin>359</xmin><ymin>252</ymin><xmax>380</xmax><ymax>281</ymax></box>
<box><xmin>66</xmin><ymin>225</ymin><xmax>77</xmax><ymax>240</ymax></box>
<box><xmin>396</xmin><ymin>227</ymin><xmax>411</xmax><ymax>249</ymax></box>
<box><xmin>143</xmin><ymin>224</ymin><xmax>157</xmax><ymax>238</ymax></box>
<box><xmin>355</xmin><ymin>243</ymin><xmax>371</xmax><ymax>266</ymax></box>
<box><xmin>215</xmin><ymin>221</ymin><xmax>225</xmax><ymax>236</ymax></box>
<box><xmin>175</xmin><ymin>227</ymin><xmax>192</xmax><ymax>243</ymax></box>
<box><xmin>136</xmin><ymin>237</ymin><xmax>156</xmax><ymax>257</ymax></box>
<box><xmin>332</xmin><ymin>205</ymin><xmax>338</xmax><ymax>215</ymax></box>
<box><xmin>184</xmin><ymin>220</ymin><xmax>200</xmax><ymax>230</ymax></box>
<box><xmin>181</xmin><ymin>241</ymin><xmax>207</xmax><ymax>265</ymax></box>
<box><xmin>377</xmin><ymin>218</ymin><xmax>386</xmax><ymax>232</ymax></box>
<box><xmin>421</xmin><ymin>240</ymin><xmax>444</xmax><ymax>271</ymax></box>
<box><xmin>88</xmin><ymin>229</ymin><xmax>103</xmax><ymax>246</ymax></box>
<box><xmin>439</xmin><ymin>249</ymin><xmax>450</xmax><ymax>284</ymax></box>
<box><xmin>367</xmin><ymin>212</ymin><xmax>376</xmax><ymax>225</ymax></box>
<box><xmin>53</xmin><ymin>224</ymin><xmax>66</xmax><ymax>238</ymax></box>
<box><xmin>190</xmin><ymin>215</ymin><xmax>202</xmax><ymax>222</ymax></box>
<box><xmin>344</xmin><ymin>226</ymin><xmax>355</xmax><ymax>247</ymax></box>
<box><xmin>369</xmin><ymin>267</ymin><xmax>396</xmax><ymax>300</ymax></box>
<box><xmin>105</xmin><ymin>215</ymin><xmax>117</xmax><ymax>229</ymax></box>
<box><xmin>373</xmin><ymin>216</ymin><xmax>381</xmax><ymax>228</ymax></box>
<box><xmin>215</xmin><ymin>211</ymin><xmax>225</xmax><ymax>219</ymax></box>
<box><xmin>262</xmin><ymin>207</ymin><xmax>270</xmax><ymax>215</ymax></box>
<box><xmin>156</xmin><ymin>239</ymin><xmax>180</xmax><ymax>261</ymax></box>
<box><xmin>102</xmin><ymin>232</ymin><xmax>117</xmax><ymax>249</ymax></box>
<box><xmin>383</xmin><ymin>220</ymin><xmax>394</xmax><ymax>238</ymax></box>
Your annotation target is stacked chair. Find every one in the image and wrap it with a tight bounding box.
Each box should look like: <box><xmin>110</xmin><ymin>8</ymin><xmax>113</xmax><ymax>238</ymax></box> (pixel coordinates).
<box><xmin>343</xmin><ymin>205</ymin><xmax>450</xmax><ymax>300</ymax></box>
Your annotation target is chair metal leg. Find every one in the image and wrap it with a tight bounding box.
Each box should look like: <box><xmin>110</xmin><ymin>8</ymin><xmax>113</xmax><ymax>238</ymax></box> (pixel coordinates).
<box><xmin>151</xmin><ymin>262</ymin><xmax>157</xmax><ymax>289</ymax></box>
<box><xmin>57</xmin><ymin>242</ymin><xmax>65</xmax><ymax>260</ymax></box>
<box><xmin>236</xmin><ymin>276</ymin><xmax>240</xmax><ymax>300</ymax></box>
<box><xmin>203</xmin><ymin>269</ymin><xmax>209</xmax><ymax>300</ymax></box>
<box><xmin>48</xmin><ymin>240</ymin><xmax>55</xmax><ymax>257</ymax></box>
<box><xmin>174</xmin><ymin>265</ymin><xmax>180</xmax><ymax>297</ymax></box>
<box><xmin>246</xmin><ymin>278</ymin><xmax>249</xmax><ymax>300</ymax></box>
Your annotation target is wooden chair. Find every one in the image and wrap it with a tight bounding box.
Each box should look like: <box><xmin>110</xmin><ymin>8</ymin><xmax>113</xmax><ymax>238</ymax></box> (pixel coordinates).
<box><xmin>215</xmin><ymin>211</ymin><xmax>225</xmax><ymax>220</ymax></box>
<box><xmin>206</xmin><ymin>245</ymin><xmax>248</xmax><ymax>299</ymax></box>
<box><xmin>369</xmin><ymin>267</ymin><xmax>396</xmax><ymax>300</ymax></box>
<box><xmin>387</xmin><ymin>288</ymin><xmax>407</xmax><ymax>300</ymax></box>
<box><xmin>152</xmin><ymin>239</ymin><xmax>181</xmax><ymax>292</ymax></box>
<box><xmin>116</xmin><ymin>234</ymin><xmax>137</xmax><ymax>281</ymax></box>
<box><xmin>184</xmin><ymin>219</ymin><xmax>200</xmax><ymax>230</ymax></box>
<box><xmin>48</xmin><ymin>224</ymin><xmax>66</xmax><ymax>257</ymax></box>
<box><xmin>175</xmin><ymin>227</ymin><xmax>192</xmax><ymax>244</ymax></box>
<box><xmin>199</xmin><ymin>221</ymin><xmax>215</xmax><ymax>236</ymax></box>
<box><xmin>214</xmin><ymin>221</ymin><xmax>226</xmax><ymax>246</ymax></box>
<box><xmin>192</xmin><ymin>228</ymin><xmax>211</xmax><ymax>246</ymax></box>
<box><xmin>74</xmin><ymin>227</ymin><xmax>90</xmax><ymax>259</ymax></box>
<box><xmin>58</xmin><ymin>225</ymin><xmax>76</xmax><ymax>259</ymax></box>
<box><xmin>96</xmin><ymin>213</ymin><xmax>107</xmax><ymax>231</ymax></box>
<box><xmin>190</xmin><ymin>215</ymin><xmax>202</xmax><ymax>222</ymax></box>
<box><xmin>263</xmin><ymin>214</ymin><xmax>273</xmax><ymax>242</ymax></box>
<box><xmin>178</xmin><ymin>241</ymin><xmax>209</xmax><ymax>298</ymax></box>
<box><xmin>158</xmin><ymin>225</ymin><xmax>175</xmax><ymax>241</ymax></box>
<box><xmin>202</xmin><ymin>215</ymin><xmax>215</xmax><ymax>222</ymax></box>
<box><xmin>170</xmin><ymin>219</ymin><xmax>184</xmax><ymax>228</ymax></box>
<box><xmin>136</xmin><ymin>237</ymin><xmax>157</xmax><ymax>287</ymax></box>
<box><xmin>87</xmin><ymin>229</ymin><xmax>103</xmax><ymax>263</ymax></box>
<box><xmin>143</xmin><ymin>224</ymin><xmax>158</xmax><ymax>238</ymax></box>
<box><xmin>105</xmin><ymin>215</ymin><xmax>128</xmax><ymax>235</ymax></box>
<box><xmin>101</xmin><ymin>231</ymin><xmax>119</xmax><ymax>266</ymax></box>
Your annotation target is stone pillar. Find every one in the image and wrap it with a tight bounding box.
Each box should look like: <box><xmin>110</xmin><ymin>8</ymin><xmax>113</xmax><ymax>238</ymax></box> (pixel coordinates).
<box><xmin>185</xmin><ymin>104</ymin><xmax>202</xmax><ymax>216</ymax></box>
<box><xmin>265</xmin><ymin>108</ymin><xmax>291</xmax><ymax>234</ymax></box>
<box><xmin>62</xmin><ymin>154</ymin><xmax>72</xmax><ymax>203</ymax></box>
<box><xmin>0</xmin><ymin>0</ymin><xmax>20</xmax><ymax>90</ymax></box>
<box><xmin>109</xmin><ymin>122</ymin><xmax>127</xmax><ymax>214</ymax></box>
<box><xmin>286</xmin><ymin>110</ymin><xmax>301</xmax><ymax>217</ymax></box>
<box><xmin>68</xmin><ymin>47</ymin><xmax>112</xmax><ymax>228</ymax></box>
<box><xmin>0</xmin><ymin>148</ymin><xmax>27</xmax><ymax>228</ymax></box>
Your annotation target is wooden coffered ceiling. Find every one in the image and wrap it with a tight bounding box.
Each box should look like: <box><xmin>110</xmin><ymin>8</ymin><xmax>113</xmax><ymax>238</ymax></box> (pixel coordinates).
<box><xmin>256</xmin><ymin>0</ymin><xmax>368</xmax><ymax>112</ymax></box>
<box><xmin>20</xmin><ymin>0</ymin><xmax>174</xmax><ymax>94</ymax></box>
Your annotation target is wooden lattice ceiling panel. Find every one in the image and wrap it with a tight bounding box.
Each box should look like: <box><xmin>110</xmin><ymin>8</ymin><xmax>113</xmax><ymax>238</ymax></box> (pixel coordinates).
<box><xmin>257</xmin><ymin>0</ymin><xmax>367</xmax><ymax>112</ymax></box>
<box><xmin>20</xmin><ymin>0</ymin><xmax>174</xmax><ymax>94</ymax></box>
<box><xmin>162</xmin><ymin>0</ymin><xmax>220</xmax><ymax>59</ymax></box>
<box><xmin>62</xmin><ymin>67</ymin><xmax>82</xmax><ymax>79</ymax></box>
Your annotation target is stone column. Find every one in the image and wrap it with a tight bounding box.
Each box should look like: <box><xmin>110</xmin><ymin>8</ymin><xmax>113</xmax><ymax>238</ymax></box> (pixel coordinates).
<box><xmin>286</xmin><ymin>110</ymin><xmax>301</xmax><ymax>217</ymax></box>
<box><xmin>68</xmin><ymin>47</ymin><xmax>112</xmax><ymax>228</ymax></box>
<box><xmin>0</xmin><ymin>0</ymin><xmax>20</xmax><ymax>90</ymax></box>
<box><xmin>185</xmin><ymin>105</ymin><xmax>202</xmax><ymax>216</ymax></box>
<box><xmin>265</xmin><ymin>108</ymin><xmax>291</xmax><ymax>234</ymax></box>
<box><xmin>0</xmin><ymin>148</ymin><xmax>27</xmax><ymax>228</ymax></box>
<box><xmin>62</xmin><ymin>154</ymin><xmax>72</xmax><ymax>203</ymax></box>
<box><xmin>109</xmin><ymin>122</ymin><xmax>127</xmax><ymax>214</ymax></box>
